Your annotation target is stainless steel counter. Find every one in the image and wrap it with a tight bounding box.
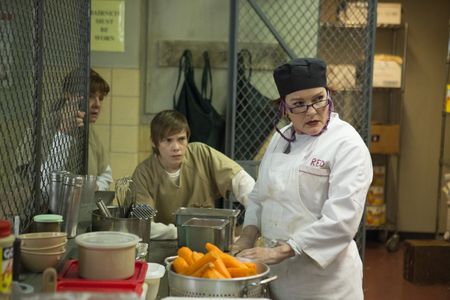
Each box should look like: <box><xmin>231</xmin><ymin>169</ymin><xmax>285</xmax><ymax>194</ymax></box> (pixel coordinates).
<box><xmin>19</xmin><ymin>238</ymin><xmax>179</xmax><ymax>299</ymax></box>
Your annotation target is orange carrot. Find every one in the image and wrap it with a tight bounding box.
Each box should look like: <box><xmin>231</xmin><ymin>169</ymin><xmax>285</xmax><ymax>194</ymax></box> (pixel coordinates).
<box><xmin>219</xmin><ymin>253</ymin><xmax>248</xmax><ymax>269</ymax></box>
<box><xmin>243</xmin><ymin>262</ymin><xmax>257</xmax><ymax>275</ymax></box>
<box><xmin>192</xmin><ymin>251</ymin><xmax>204</xmax><ymax>262</ymax></box>
<box><xmin>205</xmin><ymin>242</ymin><xmax>223</xmax><ymax>253</ymax></box>
<box><xmin>212</xmin><ymin>268</ymin><xmax>226</xmax><ymax>279</ymax></box>
<box><xmin>184</xmin><ymin>251</ymin><xmax>220</xmax><ymax>275</ymax></box>
<box><xmin>191</xmin><ymin>262</ymin><xmax>214</xmax><ymax>278</ymax></box>
<box><xmin>177</xmin><ymin>247</ymin><xmax>194</xmax><ymax>265</ymax></box>
<box><xmin>213</xmin><ymin>258</ymin><xmax>232</xmax><ymax>278</ymax></box>
<box><xmin>202</xmin><ymin>268</ymin><xmax>218</xmax><ymax>279</ymax></box>
<box><xmin>172</xmin><ymin>256</ymin><xmax>189</xmax><ymax>274</ymax></box>
<box><xmin>227</xmin><ymin>266</ymin><xmax>251</xmax><ymax>278</ymax></box>
<box><xmin>202</xmin><ymin>266</ymin><xmax>225</xmax><ymax>279</ymax></box>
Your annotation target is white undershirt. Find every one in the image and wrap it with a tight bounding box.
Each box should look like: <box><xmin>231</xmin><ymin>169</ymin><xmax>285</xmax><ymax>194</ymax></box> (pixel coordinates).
<box><xmin>166</xmin><ymin>168</ymin><xmax>180</xmax><ymax>186</ymax></box>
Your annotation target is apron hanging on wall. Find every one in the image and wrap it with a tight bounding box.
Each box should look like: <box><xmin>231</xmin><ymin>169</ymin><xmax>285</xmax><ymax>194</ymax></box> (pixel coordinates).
<box><xmin>235</xmin><ymin>49</ymin><xmax>276</xmax><ymax>160</ymax></box>
<box><xmin>173</xmin><ymin>50</ymin><xmax>225</xmax><ymax>152</ymax></box>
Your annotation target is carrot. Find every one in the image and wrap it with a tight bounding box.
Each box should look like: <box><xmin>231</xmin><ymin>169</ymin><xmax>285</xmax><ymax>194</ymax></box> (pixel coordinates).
<box><xmin>191</xmin><ymin>262</ymin><xmax>214</xmax><ymax>277</ymax></box>
<box><xmin>212</xmin><ymin>268</ymin><xmax>226</xmax><ymax>279</ymax></box>
<box><xmin>177</xmin><ymin>247</ymin><xmax>194</xmax><ymax>265</ymax></box>
<box><xmin>213</xmin><ymin>258</ymin><xmax>232</xmax><ymax>278</ymax></box>
<box><xmin>218</xmin><ymin>253</ymin><xmax>248</xmax><ymax>269</ymax></box>
<box><xmin>202</xmin><ymin>266</ymin><xmax>225</xmax><ymax>279</ymax></box>
<box><xmin>205</xmin><ymin>242</ymin><xmax>223</xmax><ymax>254</ymax></box>
<box><xmin>243</xmin><ymin>262</ymin><xmax>257</xmax><ymax>275</ymax></box>
<box><xmin>172</xmin><ymin>256</ymin><xmax>189</xmax><ymax>274</ymax></box>
<box><xmin>184</xmin><ymin>251</ymin><xmax>220</xmax><ymax>275</ymax></box>
<box><xmin>228</xmin><ymin>266</ymin><xmax>251</xmax><ymax>278</ymax></box>
<box><xmin>192</xmin><ymin>251</ymin><xmax>204</xmax><ymax>262</ymax></box>
<box><xmin>202</xmin><ymin>268</ymin><xmax>218</xmax><ymax>279</ymax></box>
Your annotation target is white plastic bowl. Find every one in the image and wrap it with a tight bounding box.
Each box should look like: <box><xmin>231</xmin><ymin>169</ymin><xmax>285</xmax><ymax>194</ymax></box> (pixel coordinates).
<box><xmin>75</xmin><ymin>231</ymin><xmax>141</xmax><ymax>280</ymax></box>
<box><xmin>19</xmin><ymin>232</ymin><xmax>67</xmax><ymax>248</ymax></box>
<box><xmin>21</xmin><ymin>240</ymin><xmax>67</xmax><ymax>253</ymax></box>
<box><xmin>20</xmin><ymin>249</ymin><xmax>65</xmax><ymax>272</ymax></box>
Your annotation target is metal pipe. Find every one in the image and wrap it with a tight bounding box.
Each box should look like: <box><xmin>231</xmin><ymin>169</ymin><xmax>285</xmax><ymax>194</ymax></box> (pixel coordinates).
<box><xmin>246</xmin><ymin>0</ymin><xmax>296</xmax><ymax>59</ymax></box>
<box><xmin>226</xmin><ymin>0</ymin><xmax>238</xmax><ymax>158</ymax></box>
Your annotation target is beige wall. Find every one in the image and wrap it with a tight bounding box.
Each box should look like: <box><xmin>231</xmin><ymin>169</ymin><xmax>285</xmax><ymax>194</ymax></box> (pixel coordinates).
<box><xmin>395</xmin><ymin>0</ymin><xmax>449</xmax><ymax>232</ymax></box>
<box><xmin>91</xmin><ymin>67</ymin><xmax>150</xmax><ymax>187</ymax></box>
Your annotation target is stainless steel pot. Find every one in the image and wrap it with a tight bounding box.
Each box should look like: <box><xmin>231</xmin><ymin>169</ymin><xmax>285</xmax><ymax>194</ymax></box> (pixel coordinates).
<box><xmin>164</xmin><ymin>256</ymin><xmax>277</xmax><ymax>298</ymax></box>
<box><xmin>174</xmin><ymin>207</ymin><xmax>240</xmax><ymax>252</ymax></box>
<box><xmin>91</xmin><ymin>206</ymin><xmax>151</xmax><ymax>244</ymax></box>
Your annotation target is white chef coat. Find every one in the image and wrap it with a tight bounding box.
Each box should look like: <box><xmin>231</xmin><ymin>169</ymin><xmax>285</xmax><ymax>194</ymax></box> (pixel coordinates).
<box><xmin>243</xmin><ymin>113</ymin><xmax>373</xmax><ymax>300</ymax></box>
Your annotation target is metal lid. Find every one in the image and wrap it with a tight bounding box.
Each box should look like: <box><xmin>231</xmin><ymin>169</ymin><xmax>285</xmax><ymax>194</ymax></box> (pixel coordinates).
<box><xmin>63</xmin><ymin>175</ymin><xmax>84</xmax><ymax>187</ymax></box>
<box><xmin>182</xmin><ymin>217</ymin><xmax>229</xmax><ymax>229</ymax></box>
<box><xmin>33</xmin><ymin>214</ymin><xmax>63</xmax><ymax>223</ymax></box>
<box><xmin>146</xmin><ymin>262</ymin><xmax>165</xmax><ymax>279</ymax></box>
<box><xmin>75</xmin><ymin>231</ymin><xmax>141</xmax><ymax>249</ymax></box>
<box><xmin>174</xmin><ymin>207</ymin><xmax>240</xmax><ymax>218</ymax></box>
<box><xmin>50</xmin><ymin>170</ymin><xmax>70</xmax><ymax>181</ymax></box>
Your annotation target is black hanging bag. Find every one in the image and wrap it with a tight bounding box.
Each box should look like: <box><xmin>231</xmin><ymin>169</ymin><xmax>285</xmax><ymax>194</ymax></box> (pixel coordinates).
<box><xmin>235</xmin><ymin>49</ymin><xmax>276</xmax><ymax>160</ymax></box>
<box><xmin>174</xmin><ymin>50</ymin><xmax>225</xmax><ymax>152</ymax></box>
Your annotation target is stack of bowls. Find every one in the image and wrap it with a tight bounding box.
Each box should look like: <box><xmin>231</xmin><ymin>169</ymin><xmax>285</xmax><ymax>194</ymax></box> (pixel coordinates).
<box><xmin>18</xmin><ymin>232</ymin><xmax>67</xmax><ymax>272</ymax></box>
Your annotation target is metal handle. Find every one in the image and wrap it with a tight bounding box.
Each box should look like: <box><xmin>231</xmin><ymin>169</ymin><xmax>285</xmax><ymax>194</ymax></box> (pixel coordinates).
<box><xmin>259</xmin><ymin>275</ymin><xmax>277</xmax><ymax>285</ymax></box>
<box><xmin>164</xmin><ymin>255</ymin><xmax>178</xmax><ymax>266</ymax></box>
<box><xmin>242</xmin><ymin>275</ymin><xmax>277</xmax><ymax>297</ymax></box>
<box><xmin>96</xmin><ymin>199</ymin><xmax>112</xmax><ymax>217</ymax></box>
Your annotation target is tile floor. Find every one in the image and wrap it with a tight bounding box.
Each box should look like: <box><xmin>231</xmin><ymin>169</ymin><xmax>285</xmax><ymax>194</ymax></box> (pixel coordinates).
<box><xmin>363</xmin><ymin>240</ymin><xmax>450</xmax><ymax>300</ymax></box>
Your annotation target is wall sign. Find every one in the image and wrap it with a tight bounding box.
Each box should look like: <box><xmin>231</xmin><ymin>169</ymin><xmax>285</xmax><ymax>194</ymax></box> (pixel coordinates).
<box><xmin>91</xmin><ymin>0</ymin><xmax>125</xmax><ymax>52</ymax></box>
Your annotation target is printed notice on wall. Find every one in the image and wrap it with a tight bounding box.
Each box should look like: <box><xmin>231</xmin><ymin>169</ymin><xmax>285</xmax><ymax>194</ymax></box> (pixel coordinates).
<box><xmin>91</xmin><ymin>0</ymin><xmax>125</xmax><ymax>52</ymax></box>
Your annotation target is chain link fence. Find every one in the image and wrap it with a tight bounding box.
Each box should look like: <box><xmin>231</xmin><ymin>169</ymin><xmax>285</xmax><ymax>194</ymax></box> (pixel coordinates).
<box><xmin>0</xmin><ymin>0</ymin><xmax>90</xmax><ymax>232</ymax></box>
<box><xmin>232</xmin><ymin>0</ymin><xmax>376</xmax><ymax>258</ymax></box>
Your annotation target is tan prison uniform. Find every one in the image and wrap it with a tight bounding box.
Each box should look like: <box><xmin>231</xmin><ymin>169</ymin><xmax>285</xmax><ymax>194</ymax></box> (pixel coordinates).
<box><xmin>132</xmin><ymin>142</ymin><xmax>242</xmax><ymax>224</ymax></box>
<box><xmin>88</xmin><ymin>125</ymin><xmax>109</xmax><ymax>178</ymax></box>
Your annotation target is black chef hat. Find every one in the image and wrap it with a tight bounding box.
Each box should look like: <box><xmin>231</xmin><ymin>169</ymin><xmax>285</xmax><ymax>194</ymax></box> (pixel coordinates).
<box><xmin>273</xmin><ymin>58</ymin><xmax>327</xmax><ymax>98</ymax></box>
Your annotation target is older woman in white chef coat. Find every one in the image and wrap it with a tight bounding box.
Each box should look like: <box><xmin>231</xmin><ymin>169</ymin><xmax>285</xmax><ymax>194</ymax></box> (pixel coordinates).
<box><xmin>231</xmin><ymin>58</ymin><xmax>373</xmax><ymax>300</ymax></box>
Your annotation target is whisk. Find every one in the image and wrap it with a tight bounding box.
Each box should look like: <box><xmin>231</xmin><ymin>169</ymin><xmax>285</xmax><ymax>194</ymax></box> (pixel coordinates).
<box><xmin>115</xmin><ymin>176</ymin><xmax>134</xmax><ymax>217</ymax></box>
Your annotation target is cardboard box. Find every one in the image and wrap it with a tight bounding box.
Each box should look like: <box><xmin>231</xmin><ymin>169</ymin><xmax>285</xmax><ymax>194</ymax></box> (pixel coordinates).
<box><xmin>338</xmin><ymin>2</ymin><xmax>402</xmax><ymax>26</ymax></box>
<box><xmin>370</xmin><ymin>124</ymin><xmax>400</xmax><ymax>154</ymax></box>
<box><xmin>327</xmin><ymin>64</ymin><xmax>356</xmax><ymax>90</ymax></box>
<box><xmin>338</xmin><ymin>2</ymin><xmax>367</xmax><ymax>26</ymax></box>
<box><xmin>373</xmin><ymin>59</ymin><xmax>402</xmax><ymax>88</ymax></box>
<box><xmin>377</xmin><ymin>3</ymin><xmax>401</xmax><ymax>25</ymax></box>
<box><xmin>366</xmin><ymin>204</ymin><xmax>385</xmax><ymax>226</ymax></box>
<box><xmin>320</xmin><ymin>0</ymin><xmax>339</xmax><ymax>23</ymax></box>
<box><xmin>404</xmin><ymin>239</ymin><xmax>450</xmax><ymax>284</ymax></box>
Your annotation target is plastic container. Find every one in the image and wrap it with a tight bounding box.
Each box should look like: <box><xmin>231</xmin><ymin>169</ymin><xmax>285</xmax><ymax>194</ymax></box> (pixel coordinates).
<box><xmin>75</xmin><ymin>231</ymin><xmax>140</xmax><ymax>280</ymax></box>
<box><xmin>32</xmin><ymin>214</ymin><xmax>63</xmax><ymax>232</ymax></box>
<box><xmin>0</xmin><ymin>220</ymin><xmax>15</xmax><ymax>298</ymax></box>
<box><xmin>57</xmin><ymin>259</ymin><xmax>147</xmax><ymax>296</ymax></box>
<box><xmin>145</xmin><ymin>263</ymin><xmax>165</xmax><ymax>300</ymax></box>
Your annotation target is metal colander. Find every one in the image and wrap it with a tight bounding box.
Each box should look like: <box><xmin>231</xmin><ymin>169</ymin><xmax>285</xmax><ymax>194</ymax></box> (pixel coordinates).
<box><xmin>165</xmin><ymin>256</ymin><xmax>277</xmax><ymax>298</ymax></box>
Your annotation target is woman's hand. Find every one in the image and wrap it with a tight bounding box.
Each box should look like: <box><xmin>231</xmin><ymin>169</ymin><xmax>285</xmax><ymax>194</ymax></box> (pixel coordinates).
<box><xmin>236</xmin><ymin>241</ymin><xmax>295</xmax><ymax>265</ymax></box>
<box><xmin>230</xmin><ymin>225</ymin><xmax>259</xmax><ymax>256</ymax></box>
